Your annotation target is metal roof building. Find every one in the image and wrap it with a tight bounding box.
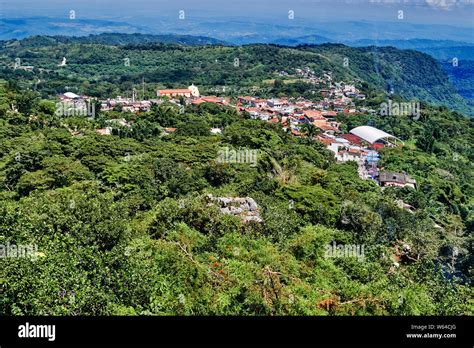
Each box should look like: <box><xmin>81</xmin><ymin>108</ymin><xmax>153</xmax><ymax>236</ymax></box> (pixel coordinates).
<box><xmin>349</xmin><ymin>125</ymin><xmax>402</xmax><ymax>144</ymax></box>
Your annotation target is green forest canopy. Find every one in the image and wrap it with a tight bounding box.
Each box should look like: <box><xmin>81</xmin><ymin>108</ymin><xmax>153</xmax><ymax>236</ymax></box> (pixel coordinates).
<box><xmin>0</xmin><ymin>38</ymin><xmax>472</xmax><ymax>315</ymax></box>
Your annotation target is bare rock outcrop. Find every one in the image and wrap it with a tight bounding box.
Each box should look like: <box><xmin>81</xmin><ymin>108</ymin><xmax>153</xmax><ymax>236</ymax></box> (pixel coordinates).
<box><xmin>205</xmin><ymin>194</ymin><xmax>263</xmax><ymax>223</ymax></box>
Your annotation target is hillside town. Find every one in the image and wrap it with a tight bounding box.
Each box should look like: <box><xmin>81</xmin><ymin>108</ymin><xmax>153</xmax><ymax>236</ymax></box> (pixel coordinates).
<box><xmin>57</xmin><ymin>75</ymin><xmax>416</xmax><ymax>189</ymax></box>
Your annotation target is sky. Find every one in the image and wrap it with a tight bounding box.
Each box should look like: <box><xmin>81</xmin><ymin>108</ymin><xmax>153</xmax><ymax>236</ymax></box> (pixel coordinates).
<box><xmin>0</xmin><ymin>0</ymin><xmax>472</xmax><ymax>44</ymax></box>
<box><xmin>1</xmin><ymin>0</ymin><xmax>473</xmax><ymax>27</ymax></box>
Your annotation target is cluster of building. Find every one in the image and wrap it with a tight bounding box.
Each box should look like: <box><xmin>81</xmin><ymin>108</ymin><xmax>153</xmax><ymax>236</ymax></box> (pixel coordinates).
<box><xmin>57</xmin><ymin>79</ymin><xmax>416</xmax><ymax>190</ymax></box>
<box><xmin>318</xmin><ymin>125</ymin><xmax>416</xmax><ymax>188</ymax></box>
<box><xmin>99</xmin><ymin>96</ymin><xmax>154</xmax><ymax>113</ymax></box>
<box><xmin>97</xmin><ymin>84</ymin><xmax>231</xmax><ymax>113</ymax></box>
<box><xmin>156</xmin><ymin>85</ymin><xmax>230</xmax><ymax>106</ymax></box>
<box><xmin>235</xmin><ymin>77</ymin><xmax>368</xmax><ymax>136</ymax></box>
<box><xmin>57</xmin><ymin>92</ymin><xmax>95</xmax><ymax>117</ymax></box>
<box><xmin>234</xmin><ymin>88</ymin><xmax>415</xmax><ymax>188</ymax></box>
<box><xmin>237</xmin><ymin>96</ymin><xmax>342</xmax><ymax>135</ymax></box>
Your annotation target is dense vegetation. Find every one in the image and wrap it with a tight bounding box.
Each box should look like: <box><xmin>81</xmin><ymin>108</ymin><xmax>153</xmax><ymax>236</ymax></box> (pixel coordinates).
<box><xmin>442</xmin><ymin>60</ymin><xmax>474</xmax><ymax>110</ymax></box>
<box><xmin>0</xmin><ymin>36</ymin><xmax>472</xmax><ymax>315</ymax></box>
<box><xmin>0</xmin><ymin>80</ymin><xmax>472</xmax><ymax>315</ymax></box>
<box><xmin>9</xmin><ymin>33</ymin><xmax>228</xmax><ymax>47</ymax></box>
<box><xmin>0</xmin><ymin>34</ymin><xmax>471</xmax><ymax>115</ymax></box>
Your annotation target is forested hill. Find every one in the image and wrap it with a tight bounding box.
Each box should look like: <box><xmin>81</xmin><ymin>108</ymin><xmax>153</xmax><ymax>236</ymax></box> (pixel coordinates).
<box><xmin>4</xmin><ymin>33</ymin><xmax>229</xmax><ymax>47</ymax></box>
<box><xmin>0</xmin><ymin>35</ymin><xmax>470</xmax><ymax>115</ymax></box>
<box><xmin>297</xmin><ymin>44</ymin><xmax>470</xmax><ymax>115</ymax></box>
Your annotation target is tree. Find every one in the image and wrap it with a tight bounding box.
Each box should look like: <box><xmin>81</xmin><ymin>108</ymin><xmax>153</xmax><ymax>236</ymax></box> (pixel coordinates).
<box><xmin>175</xmin><ymin>118</ymin><xmax>210</xmax><ymax>137</ymax></box>
<box><xmin>300</xmin><ymin>122</ymin><xmax>320</xmax><ymax>138</ymax></box>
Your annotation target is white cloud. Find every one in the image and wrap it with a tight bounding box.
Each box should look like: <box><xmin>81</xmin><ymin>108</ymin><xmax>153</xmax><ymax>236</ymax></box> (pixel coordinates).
<box><xmin>425</xmin><ymin>0</ymin><xmax>473</xmax><ymax>10</ymax></box>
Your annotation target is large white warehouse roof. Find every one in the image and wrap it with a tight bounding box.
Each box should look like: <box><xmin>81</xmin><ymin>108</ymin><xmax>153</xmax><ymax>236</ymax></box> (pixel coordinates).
<box><xmin>349</xmin><ymin>125</ymin><xmax>400</xmax><ymax>144</ymax></box>
<box><xmin>63</xmin><ymin>92</ymin><xmax>81</xmax><ymax>99</ymax></box>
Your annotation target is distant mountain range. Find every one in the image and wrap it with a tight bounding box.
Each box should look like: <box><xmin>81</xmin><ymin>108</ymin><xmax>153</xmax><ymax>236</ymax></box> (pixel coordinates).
<box><xmin>342</xmin><ymin>39</ymin><xmax>474</xmax><ymax>61</ymax></box>
<box><xmin>270</xmin><ymin>35</ymin><xmax>333</xmax><ymax>46</ymax></box>
<box><xmin>5</xmin><ymin>33</ymin><xmax>229</xmax><ymax>47</ymax></box>
<box><xmin>270</xmin><ymin>37</ymin><xmax>474</xmax><ymax>59</ymax></box>
<box><xmin>2</xmin><ymin>17</ymin><xmax>472</xmax><ymax>58</ymax></box>
<box><xmin>0</xmin><ymin>17</ymin><xmax>153</xmax><ymax>40</ymax></box>
<box><xmin>2</xmin><ymin>17</ymin><xmax>473</xmax><ymax>44</ymax></box>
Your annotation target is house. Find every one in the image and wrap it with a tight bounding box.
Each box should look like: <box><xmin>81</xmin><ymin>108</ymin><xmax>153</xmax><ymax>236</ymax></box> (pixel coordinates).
<box><xmin>267</xmin><ymin>99</ymin><xmax>285</xmax><ymax>109</ymax></box>
<box><xmin>371</xmin><ymin>143</ymin><xmax>386</xmax><ymax>150</ymax></box>
<box><xmin>343</xmin><ymin>85</ymin><xmax>357</xmax><ymax>94</ymax></box>
<box><xmin>295</xmin><ymin>101</ymin><xmax>314</xmax><ymax>109</ymax></box>
<box><xmin>251</xmin><ymin>99</ymin><xmax>267</xmax><ymax>108</ymax></box>
<box><xmin>191</xmin><ymin>98</ymin><xmax>206</xmax><ymax>105</ymax></box>
<box><xmin>322</xmin><ymin>110</ymin><xmax>337</xmax><ymax>118</ymax></box>
<box><xmin>396</xmin><ymin>199</ymin><xmax>415</xmax><ymax>213</ymax></box>
<box><xmin>327</xmin><ymin>137</ymin><xmax>350</xmax><ymax>155</ymax></box>
<box><xmin>280</xmin><ymin>105</ymin><xmax>295</xmax><ymax>114</ymax></box>
<box><xmin>336</xmin><ymin>148</ymin><xmax>364</xmax><ymax>162</ymax></box>
<box><xmin>122</xmin><ymin>105</ymin><xmax>136</xmax><ymax>113</ymax></box>
<box><xmin>378</xmin><ymin>171</ymin><xmax>416</xmax><ymax>189</ymax></box>
<box><xmin>303</xmin><ymin>109</ymin><xmax>326</xmax><ymax>120</ymax></box>
<box><xmin>158</xmin><ymin>89</ymin><xmax>192</xmax><ymax>98</ymax></box>
<box><xmin>200</xmin><ymin>96</ymin><xmax>229</xmax><ymax>105</ymax></box>
<box><xmin>238</xmin><ymin>96</ymin><xmax>255</xmax><ymax>104</ymax></box>
<box><xmin>313</xmin><ymin>120</ymin><xmax>339</xmax><ymax>133</ymax></box>
<box><xmin>157</xmin><ymin>85</ymin><xmax>200</xmax><ymax>98</ymax></box>
<box><xmin>316</xmin><ymin>135</ymin><xmax>334</xmax><ymax>146</ymax></box>
<box><xmin>340</xmin><ymin>134</ymin><xmax>363</xmax><ymax>146</ymax></box>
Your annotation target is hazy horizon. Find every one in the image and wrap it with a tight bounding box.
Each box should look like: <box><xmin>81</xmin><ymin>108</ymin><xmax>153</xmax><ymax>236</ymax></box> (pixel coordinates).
<box><xmin>1</xmin><ymin>0</ymin><xmax>473</xmax><ymax>44</ymax></box>
<box><xmin>2</xmin><ymin>0</ymin><xmax>474</xmax><ymax>27</ymax></box>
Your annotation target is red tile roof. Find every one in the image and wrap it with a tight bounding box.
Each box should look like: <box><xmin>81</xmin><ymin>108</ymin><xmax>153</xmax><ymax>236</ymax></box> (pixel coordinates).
<box><xmin>159</xmin><ymin>89</ymin><xmax>191</xmax><ymax>94</ymax></box>
<box><xmin>317</xmin><ymin>137</ymin><xmax>334</xmax><ymax>145</ymax></box>
<box><xmin>371</xmin><ymin>143</ymin><xmax>385</xmax><ymax>150</ymax></box>
<box><xmin>323</xmin><ymin>110</ymin><xmax>337</xmax><ymax>117</ymax></box>
<box><xmin>340</xmin><ymin>134</ymin><xmax>363</xmax><ymax>145</ymax></box>
<box><xmin>313</xmin><ymin>119</ymin><xmax>338</xmax><ymax>131</ymax></box>
<box><xmin>303</xmin><ymin>110</ymin><xmax>325</xmax><ymax>119</ymax></box>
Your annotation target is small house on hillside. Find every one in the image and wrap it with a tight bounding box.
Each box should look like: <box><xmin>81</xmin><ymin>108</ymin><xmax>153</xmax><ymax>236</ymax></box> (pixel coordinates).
<box><xmin>379</xmin><ymin>171</ymin><xmax>416</xmax><ymax>189</ymax></box>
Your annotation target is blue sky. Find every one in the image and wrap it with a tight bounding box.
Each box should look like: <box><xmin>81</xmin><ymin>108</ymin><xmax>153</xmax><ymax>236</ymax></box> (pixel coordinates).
<box><xmin>2</xmin><ymin>0</ymin><xmax>473</xmax><ymax>27</ymax></box>
<box><xmin>1</xmin><ymin>0</ymin><xmax>472</xmax><ymax>43</ymax></box>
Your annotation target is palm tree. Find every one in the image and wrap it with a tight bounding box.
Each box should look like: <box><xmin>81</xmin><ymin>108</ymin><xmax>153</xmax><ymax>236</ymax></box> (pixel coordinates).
<box><xmin>266</xmin><ymin>154</ymin><xmax>298</xmax><ymax>185</ymax></box>
<box><xmin>300</xmin><ymin>122</ymin><xmax>319</xmax><ymax>138</ymax></box>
